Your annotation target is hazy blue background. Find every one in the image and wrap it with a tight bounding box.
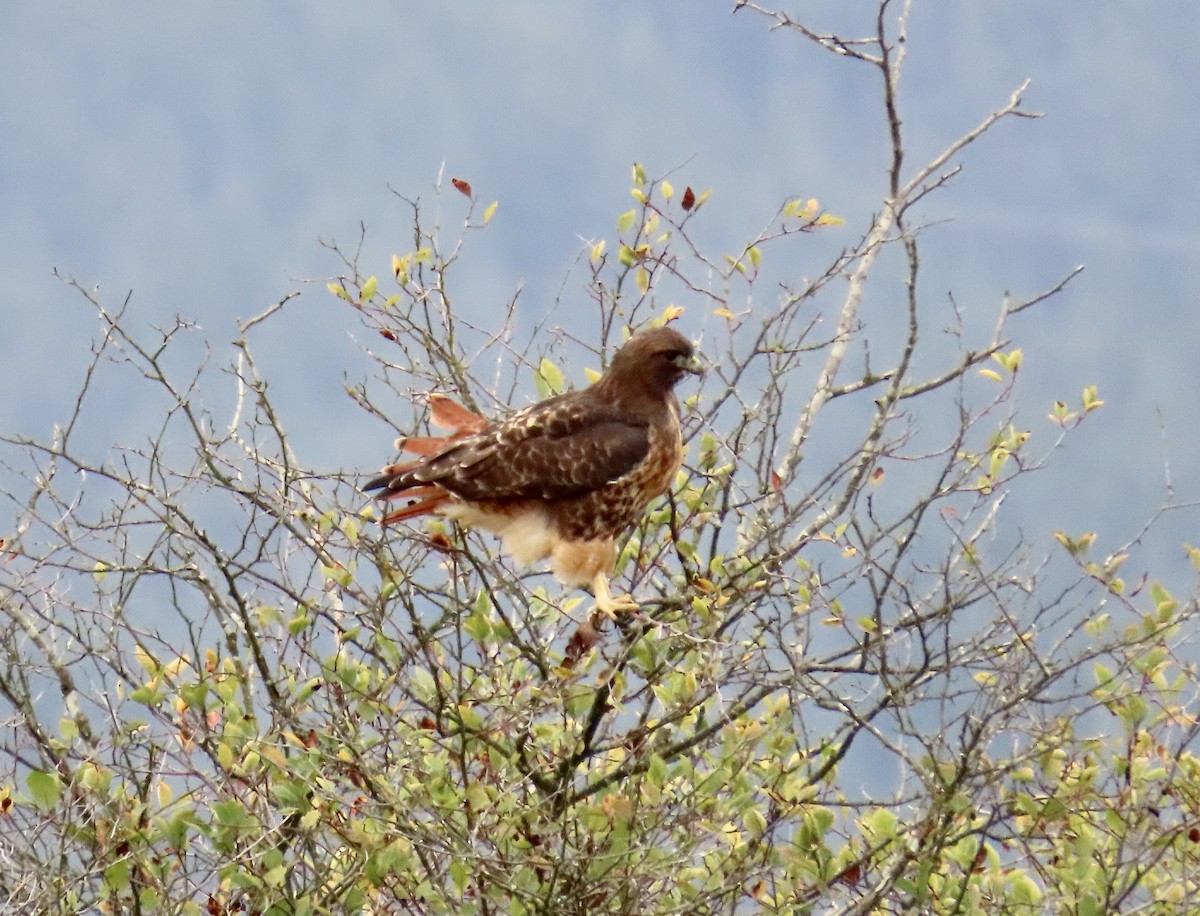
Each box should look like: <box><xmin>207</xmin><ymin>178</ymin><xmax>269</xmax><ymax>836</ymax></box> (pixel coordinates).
<box><xmin>3</xmin><ymin>3</ymin><xmax>1197</xmax><ymax>584</ymax></box>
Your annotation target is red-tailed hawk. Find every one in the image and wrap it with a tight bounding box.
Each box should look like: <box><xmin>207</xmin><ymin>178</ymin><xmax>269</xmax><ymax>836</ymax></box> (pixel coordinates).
<box><xmin>365</xmin><ymin>326</ymin><xmax>701</xmax><ymax>614</ymax></box>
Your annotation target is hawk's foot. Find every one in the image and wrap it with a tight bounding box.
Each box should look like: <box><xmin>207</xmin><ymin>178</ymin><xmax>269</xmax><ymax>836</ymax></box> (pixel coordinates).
<box><xmin>591</xmin><ymin>573</ymin><xmax>639</xmax><ymax>619</ymax></box>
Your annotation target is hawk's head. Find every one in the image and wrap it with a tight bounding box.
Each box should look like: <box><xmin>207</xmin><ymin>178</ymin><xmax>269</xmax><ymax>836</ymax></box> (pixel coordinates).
<box><xmin>605</xmin><ymin>326</ymin><xmax>702</xmax><ymax>397</ymax></box>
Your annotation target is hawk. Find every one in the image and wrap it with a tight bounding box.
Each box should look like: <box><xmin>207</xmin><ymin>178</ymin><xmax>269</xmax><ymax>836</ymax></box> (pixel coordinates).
<box><xmin>364</xmin><ymin>326</ymin><xmax>701</xmax><ymax>614</ymax></box>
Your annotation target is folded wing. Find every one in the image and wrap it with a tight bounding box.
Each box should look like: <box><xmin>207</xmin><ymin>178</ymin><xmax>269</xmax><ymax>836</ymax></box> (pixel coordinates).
<box><xmin>365</xmin><ymin>396</ymin><xmax>651</xmax><ymax>503</ymax></box>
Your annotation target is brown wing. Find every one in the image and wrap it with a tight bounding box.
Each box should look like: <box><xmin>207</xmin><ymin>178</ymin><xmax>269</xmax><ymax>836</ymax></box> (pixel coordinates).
<box><xmin>365</xmin><ymin>393</ymin><xmax>651</xmax><ymax>502</ymax></box>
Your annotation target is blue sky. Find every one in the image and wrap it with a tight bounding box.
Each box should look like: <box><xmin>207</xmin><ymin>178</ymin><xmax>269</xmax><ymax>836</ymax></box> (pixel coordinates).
<box><xmin>3</xmin><ymin>3</ymin><xmax>1198</xmax><ymax>582</ymax></box>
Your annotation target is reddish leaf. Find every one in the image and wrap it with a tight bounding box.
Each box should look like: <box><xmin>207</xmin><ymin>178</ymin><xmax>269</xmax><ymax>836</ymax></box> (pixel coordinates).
<box><xmin>770</xmin><ymin>469</ymin><xmax>784</xmax><ymax>494</ymax></box>
<box><xmin>522</xmin><ymin>827</ymin><xmax>544</xmax><ymax>847</ymax></box>
<box><xmin>451</xmin><ymin>177</ymin><xmax>473</xmax><ymax>198</ymax></box>
<box><xmin>972</xmin><ymin>847</ymin><xmax>987</xmax><ymax>872</ymax></box>
<box><xmin>379</xmin><ymin>328</ymin><xmax>396</xmax><ymax>341</ymax></box>
<box><xmin>681</xmin><ymin>185</ymin><xmax>696</xmax><ymax>211</ymax></box>
<box><xmin>563</xmin><ymin>616</ymin><xmax>601</xmax><ymax>667</ymax></box>
<box><xmin>622</xmin><ymin>726</ymin><xmax>648</xmax><ymax>753</ymax></box>
<box><xmin>838</xmin><ymin>863</ymin><xmax>863</xmax><ymax>886</ymax></box>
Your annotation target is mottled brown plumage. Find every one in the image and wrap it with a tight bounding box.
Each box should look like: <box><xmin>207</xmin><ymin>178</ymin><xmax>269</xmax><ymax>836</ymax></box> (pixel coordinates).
<box><xmin>365</xmin><ymin>326</ymin><xmax>700</xmax><ymax>613</ymax></box>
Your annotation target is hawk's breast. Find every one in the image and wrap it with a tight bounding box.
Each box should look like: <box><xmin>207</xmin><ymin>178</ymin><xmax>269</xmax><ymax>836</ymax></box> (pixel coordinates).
<box><xmin>549</xmin><ymin>402</ymin><xmax>682</xmax><ymax>542</ymax></box>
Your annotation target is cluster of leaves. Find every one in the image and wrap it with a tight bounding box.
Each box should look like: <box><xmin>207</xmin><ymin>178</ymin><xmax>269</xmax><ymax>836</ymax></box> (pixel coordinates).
<box><xmin>3</xmin><ymin>3</ymin><xmax>1200</xmax><ymax>914</ymax></box>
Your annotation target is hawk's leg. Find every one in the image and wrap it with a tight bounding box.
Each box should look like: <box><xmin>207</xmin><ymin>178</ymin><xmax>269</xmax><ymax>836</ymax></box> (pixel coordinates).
<box><xmin>591</xmin><ymin>572</ymin><xmax>639</xmax><ymax>618</ymax></box>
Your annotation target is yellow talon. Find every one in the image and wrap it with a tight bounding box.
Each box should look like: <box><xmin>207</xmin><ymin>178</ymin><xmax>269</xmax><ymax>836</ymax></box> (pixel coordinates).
<box><xmin>591</xmin><ymin>573</ymin><xmax>639</xmax><ymax>619</ymax></box>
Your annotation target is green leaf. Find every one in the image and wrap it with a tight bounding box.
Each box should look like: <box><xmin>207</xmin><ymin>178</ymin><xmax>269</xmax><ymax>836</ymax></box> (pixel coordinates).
<box><xmin>26</xmin><ymin>770</ymin><xmax>60</xmax><ymax>811</ymax></box>
<box><xmin>1083</xmin><ymin>613</ymin><xmax>1110</xmax><ymax>637</ymax></box>
<box><xmin>213</xmin><ymin>798</ymin><xmax>251</xmax><ymax>828</ymax></box>
<box><xmin>409</xmin><ymin>666</ymin><xmax>436</xmax><ymax>701</ymax></box>
<box><xmin>1005</xmin><ymin>872</ymin><xmax>1043</xmax><ymax>904</ymax></box>
<box><xmin>536</xmin><ymin>357</ymin><xmax>565</xmax><ymax>397</ymax></box>
<box><xmin>988</xmin><ymin>447</ymin><xmax>1010</xmax><ymax>479</ymax></box>
<box><xmin>360</xmin><ymin>275</ymin><xmax>378</xmax><ymax>301</ymax></box>
<box><xmin>464</xmin><ymin>781</ymin><xmax>490</xmax><ymax>811</ymax></box>
<box><xmin>743</xmin><ymin>806</ymin><xmax>767</xmax><ymax>835</ymax></box>
<box><xmin>450</xmin><ymin>857</ymin><xmax>469</xmax><ymax>894</ymax></box>
<box><xmin>156</xmin><ymin>808</ymin><xmax>197</xmax><ymax>850</ymax></box>
<box><xmin>179</xmin><ymin>681</ymin><xmax>208</xmax><ymax>710</ymax></box>
<box><xmin>1151</xmin><ymin>582</ymin><xmax>1178</xmax><ymax>619</ymax></box>
<box><xmin>1184</xmin><ymin>543</ymin><xmax>1200</xmax><ymax>571</ymax></box>
<box><xmin>864</xmin><ymin>807</ymin><xmax>897</xmax><ymax>839</ymax></box>
<box><xmin>130</xmin><ymin>684</ymin><xmax>164</xmax><ymax>706</ymax></box>
<box><xmin>1039</xmin><ymin>795</ymin><xmax>1067</xmax><ymax>822</ymax></box>
<box><xmin>617</xmin><ymin>209</ymin><xmax>638</xmax><ymax>234</ymax></box>
<box><xmin>457</xmin><ymin>703</ymin><xmax>484</xmax><ymax>732</ymax></box>
<box><xmin>287</xmin><ymin>614</ymin><xmax>311</xmax><ymax>635</ymax></box>
<box><xmin>993</xmin><ymin>347</ymin><xmax>1023</xmax><ymax>372</ymax></box>
<box><xmin>293</xmin><ymin>677</ymin><xmax>321</xmax><ymax>704</ymax></box>
<box><xmin>1119</xmin><ymin>693</ymin><xmax>1148</xmax><ymax>727</ymax></box>
<box><xmin>104</xmin><ymin>860</ymin><xmax>132</xmax><ymax>893</ymax></box>
<box><xmin>463</xmin><ymin>599</ymin><xmax>492</xmax><ymax>644</ymax></box>
<box><xmin>274</xmin><ymin>779</ymin><xmax>314</xmax><ymax>816</ymax></box>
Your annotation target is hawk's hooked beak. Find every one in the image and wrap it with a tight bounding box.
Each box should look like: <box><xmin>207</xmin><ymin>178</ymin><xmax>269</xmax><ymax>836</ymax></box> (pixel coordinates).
<box><xmin>675</xmin><ymin>351</ymin><xmax>705</xmax><ymax>377</ymax></box>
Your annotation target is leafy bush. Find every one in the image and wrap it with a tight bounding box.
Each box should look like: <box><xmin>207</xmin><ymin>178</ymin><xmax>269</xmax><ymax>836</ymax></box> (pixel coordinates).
<box><xmin>2</xmin><ymin>4</ymin><xmax>1197</xmax><ymax>914</ymax></box>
